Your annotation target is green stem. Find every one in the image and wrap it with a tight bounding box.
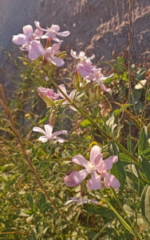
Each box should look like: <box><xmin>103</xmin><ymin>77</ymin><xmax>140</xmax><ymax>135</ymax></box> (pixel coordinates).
<box><xmin>48</xmin><ymin>76</ymin><xmax>138</xmax><ymax>163</ymax></box>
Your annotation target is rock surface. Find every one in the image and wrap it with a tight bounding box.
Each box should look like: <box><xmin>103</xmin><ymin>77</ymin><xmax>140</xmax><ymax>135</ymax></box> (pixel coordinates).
<box><xmin>0</xmin><ymin>0</ymin><xmax>150</xmax><ymax>93</ymax></box>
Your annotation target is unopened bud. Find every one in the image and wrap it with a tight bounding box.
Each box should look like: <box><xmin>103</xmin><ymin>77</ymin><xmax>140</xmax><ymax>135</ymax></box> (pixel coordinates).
<box><xmin>38</xmin><ymin>87</ymin><xmax>59</xmax><ymax>106</ymax></box>
<box><xmin>73</xmin><ymin>70</ymin><xmax>82</xmax><ymax>88</ymax></box>
<box><xmin>95</xmin><ymin>86</ymin><xmax>101</xmax><ymax>100</ymax></box>
<box><xmin>49</xmin><ymin>112</ymin><xmax>56</xmax><ymax>126</ymax></box>
<box><xmin>89</xmin><ymin>89</ymin><xmax>95</xmax><ymax>102</ymax></box>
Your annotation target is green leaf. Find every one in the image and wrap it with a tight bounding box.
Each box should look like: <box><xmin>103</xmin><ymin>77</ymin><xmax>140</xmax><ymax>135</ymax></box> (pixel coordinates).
<box><xmin>29</xmin><ymin>230</ymin><xmax>37</xmax><ymax>240</ymax></box>
<box><xmin>105</xmin><ymin>199</ymin><xmax>136</xmax><ymax>237</ymax></box>
<box><xmin>114</xmin><ymin>56</ymin><xmax>125</xmax><ymax>73</ymax></box>
<box><xmin>141</xmin><ymin>157</ymin><xmax>150</xmax><ymax>182</ymax></box>
<box><xmin>147</xmin><ymin>92</ymin><xmax>150</xmax><ymax>101</ymax></box>
<box><xmin>119</xmin><ymin>153</ymin><xmax>132</xmax><ymax>164</ymax></box>
<box><xmin>80</xmin><ymin>119</ymin><xmax>92</xmax><ymax>127</ymax></box>
<box><xmin>127</xmin><ymin>134</ymin><xmax>133</xmax><ymax>153</ymax></box>
<box><xmin>135</xmin><ymin>68</ymin><xmax>146</xmax><ymax>80</ymax></box>
<box><xmin>138</xmin><ymin>126</ymin><xmax>148</xmax><ymax>154</ymax></box>
<box><xmin>114</xmin><ymin>104</ymin><xmax>129</xmax><ymax>116</ymax></box>
<box><xmin>141</xmin><ymin>184</ymin><xmax>150</xmax><ymax>225</ymax></box>
<box><xmin>123</xmin><ymin>71</ymin><xmax>129</xmax><ymax>82</ymax></box>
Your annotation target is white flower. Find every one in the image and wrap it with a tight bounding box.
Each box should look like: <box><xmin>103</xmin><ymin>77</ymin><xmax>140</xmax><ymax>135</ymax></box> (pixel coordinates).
<box><xmin>33</xmin><ymin>124</ymin><xmax>67</xmax><ymax>143</ymax></box>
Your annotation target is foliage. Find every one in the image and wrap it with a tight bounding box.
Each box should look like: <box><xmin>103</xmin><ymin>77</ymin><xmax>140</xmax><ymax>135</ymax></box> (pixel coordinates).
<box><xmin>0</xmin><ymin>23</ymin><xmax>150</xmax><ymax>240</ymax></box>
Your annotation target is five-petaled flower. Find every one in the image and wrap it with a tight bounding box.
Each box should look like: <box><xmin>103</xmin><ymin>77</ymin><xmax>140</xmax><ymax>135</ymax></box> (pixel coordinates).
<box><xmin>71</xmin><ymin>50</ymin><xmax>96</xmax><ymax>79</ymax></box>
<box><xmin>33</xmin><ymin>124</ymin><xmax>68</xmax><ymax>143</ymax></box>
<box><xmin>64</xmin><ymin>145</ymin><xmax>120</xmax><ymax>190</ymax></box>
<box><xmin>34</xmin><ymin>21</ymin><xmax>70</xmax><ymax>42</ymax></box>
<box><xmin>57</xmin><ymin>84</ymin><xmax>77</xmax><ymax>111</ymax></box>
<box><xmin>12</xmin><ymin>24</ymin><xmax>43</xmax><ymax>48</ymax></box>
<box><xmin>89</xmin><ymin>68</ymin><xmax>113</xmax><ymax>92</ymax></box>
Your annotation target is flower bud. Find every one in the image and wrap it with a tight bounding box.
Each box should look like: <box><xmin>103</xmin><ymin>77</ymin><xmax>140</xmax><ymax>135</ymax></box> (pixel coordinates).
<box><xmin>89</xmin><ymin>89</ymin><xmax>95</xmax><ymax>102</ymax></box>
<box><xmin>49</xmin><ymin>112</ymin><xmax>56</xmax><ymax>126</ymax></box>
<box><xmin>95</xmin><ymin>86</ymin><xmax>101</xmax><ymax>100</ymax></box>
<box><xmin>73</xmin><ymin>70</ymin><xmax>82</xmax><ymax>88</ymax></box>
<box><xmin>38</xmin><ymin>87</ymin><xmax>59</xmax><ymax>106</ymax></box>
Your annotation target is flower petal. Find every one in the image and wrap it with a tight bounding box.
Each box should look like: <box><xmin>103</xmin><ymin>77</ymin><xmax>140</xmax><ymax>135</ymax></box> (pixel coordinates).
<box><xmin>57</xmin><ymin>84</ymin><xmax>67</xmax><ymax>98</ymax></box>
<box><xmin>54</xmin><ymin>137</ymin><xmax>66</xmax><ymax>143</ymax></box>
<box><xmin>50</xmin><ymin>56</ymin><xmax>64</xmax><ymax>67</ymax></box>
<box><xmin>34</xmin><ymin>21</ymin><xmax>46</xmax><ymax>31</ymax></box>
<box><xmin>51</xmin><ymin>42</ymin><xmax>61</xmax><ymax>54</ymax></box>
<box><xmin>52</xmin><ymin>130</ymin><xmax>68</xmax><ymax>137</ymax></box>
<box><xmin>51</xmin><ymin>24</ymin><xmax>60</xmax><ymax>32</ymax></box>
<box><xmin>39</xmin><ymin>136</ymin><xmax>48</xmax><ymax>143</ymax></box>
<box><xmin>23</xmin><ymin>25</ymin><xmax>33</xmax><ymax>37</ymax></box>
<box><xmin>103</xmin><ymin>172</ymin><xmax>120</xmax><ymax>189</ymax></box>
<box><xmin>70</xmin><ymin>49</ymin><xmax>78</xmax><ymax>59</ymax></box>
<box><xmin>56</xmin><ymin>31</ymin><xmax>70</xmax><ymax>37</ymax></box>
<box><xmin>33</xmin><ymin>127</ymin><xmax>45</xmax><ymax>135</ymax></box>
<box><xmin>28</xmin><ymin>41</ymin><xmax>45</xmax><ymax>60</ymax></box>
<box><xmin>90</xmin><ymin>145</ymin><xmax>102</xmax><ymax>164</ymax></box>
<box><xmin>44</xmin><ymin>124</ymin><xmax>53</xmax><ymax>137</ymax></box>
<box><xmin>64</xmin><ymin>169</ymin><xmax>89</xmax><ymax>187</ymax></box>
<box><xmin>72</xmin><ymin>155</ymin><xmax>89</xmax><ymax>168</ymax></box>
<box><xmin>87</xmin><ymin>172</ymin><xmax>101</xmax><ymax>190</ymax></box>
<box><xmin>99</xmin><ymin>81</ymin><xmax>111</xmax><ymax>92</ymax></box>
<box><xmin>12</xmin><ymin>34</ymin><xmax>27</xmax><ymax>45</ymax></box>
<box><xmin>69</xmin><ymin>90</ymin><xmax>76</xmax><ymax>100</ymax></box>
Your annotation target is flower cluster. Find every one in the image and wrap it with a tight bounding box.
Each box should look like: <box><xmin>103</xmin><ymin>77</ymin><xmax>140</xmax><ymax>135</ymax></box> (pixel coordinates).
<box><xmin>71</xmin><ymin>50</ymin><xmax>113</xmax><ymax>92</ymax></box>
<box><xmin>12</xmin><ymin>22</ymin><xmax>120</xmax><ymax>206</ymax></box>
<box><xmin>12</xmin><ymin>21</ymin><xmax>70</xmax><ymax>66</ymax></box>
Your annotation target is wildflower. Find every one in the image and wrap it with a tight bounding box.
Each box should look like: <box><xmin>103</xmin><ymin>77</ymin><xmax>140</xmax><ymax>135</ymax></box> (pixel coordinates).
<box><xmin>89</xmin><ymin>68</ymin><xmax>113</xmax><ymax>92</ymax></box>
<box><xmin>65</xmin><ymin>196</ymin><xmax>99</xmax><ymax>205</ymax></box>
<box><xmin>38</xmin><ymin>87</ymin><xmax>59</xmax><ymax>100</ymax></box>
<box><xmin>12</xmin><ymin>24</ymin><xmax>43</xmax><ymax>48</ymax></box>
<box><xmin>57</xmin><ymin>84</ymin><xmax>76</xmax><ymax>111</ymax></box>
<box><xmin>71</xmin><ymin>50</ymin><xmax>96</xmax><ymax>79</ymax></box>
<box><xmin>64</xmin><ymin>145</ymin><xmax>120</xmax><ymax>190</ymax></box>
<box><xmin>77</xmin><ymin>60</ymin><xmax>96</xmax><ymax>79</ymax></box>
<box><xmin>34</xmin><ymin>21</ymin><xmax>70</xmax><ymax>42</ymax></box>
<box><xmin>70</xmin><ymin>50</ymin><xmax>95</xmax><ymax>61</ymax></box>
<box><xmin>28</xmin><ymin>41</ymin><xmax>64</xmax><ymax>66</ymax></box>
<box><xmin>33</xmin><ymin>124</ymin><xmax>67</xmax><ymax>143</ymax></box>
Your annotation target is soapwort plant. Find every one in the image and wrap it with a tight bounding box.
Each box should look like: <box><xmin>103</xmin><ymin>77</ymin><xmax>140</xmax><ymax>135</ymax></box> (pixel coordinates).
<box><xmin>0</xmin><ymin>20</ymin><xmax>150</xmax><ymax>239</ymax></box>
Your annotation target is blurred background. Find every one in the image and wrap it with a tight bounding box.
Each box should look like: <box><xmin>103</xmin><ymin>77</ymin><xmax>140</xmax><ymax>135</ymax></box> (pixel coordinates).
<box><xmin>0</xmin><ymin>0</ymin><xmax>150</xmax><ymax>94</ymax></box>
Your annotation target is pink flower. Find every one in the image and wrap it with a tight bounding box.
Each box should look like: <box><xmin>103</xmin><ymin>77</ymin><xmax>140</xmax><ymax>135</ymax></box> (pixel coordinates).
<box><xmin>57</xmin><ymin>84</ymin><xmax>76</xmax><ymax>111</ymax></box>
<box><xmin>70</xmin><ymin>50</ymin><xmax>95</xmax><ymax>61</ymax></box>
<box><xmin>12</xmin><ymin>24</ymin><xmax>43</xmax><ymax>48</ymax></box>
<box><xmin>70</xmin><ymin>50</ymin><xmax>96</xmax><ymax>79</ymax></box>
<box><xmin>37</xmin><ymin>87</ymin><xmax>59</xmax><ymax>100</ymax></box>
<box><xmin>65</xmin><ymin>196</ymin><xmax>99</xmax><ymax>205</ymax></box>
<box><xmin>34</xmin><ymin>21</ymin><xmax>70</xmax><ymax>42</ymax></box>
<box><xmin>33</xmin><ymin>124</ymin><xmax>67</xmax><ymax>143</ymax></box>
<box><xmin>77</xmin><ymin>60</ymin><xmax>96</xmax><ymax>79</ymax></box>
<box><xmin>28</xmin><ymin>41</ymin><xmax>64</xmax><ymax>66</ymax></box>
<box><xmin>89</xmin><ymin>68</ymin><xmax>113</xmax><ymax>92</ymax></box>
<box><xmin>64</xmin><ymin>145</ymin><xmax>120</xmax><ymax>190</ymax></box>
